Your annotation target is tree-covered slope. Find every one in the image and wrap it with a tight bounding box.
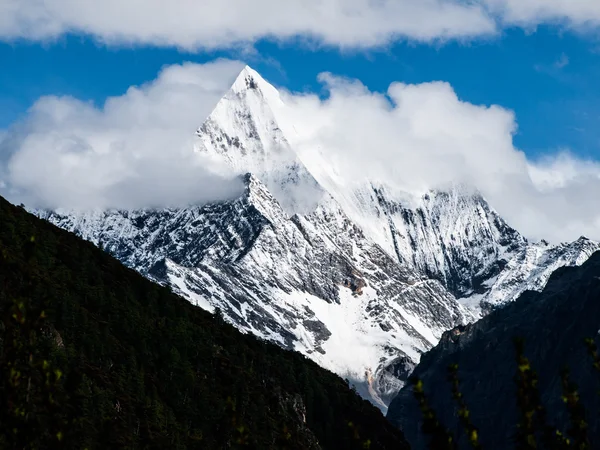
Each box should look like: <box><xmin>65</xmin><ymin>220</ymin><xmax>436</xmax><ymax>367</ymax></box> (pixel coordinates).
<box><xmin>387</xmin><ymin>250</ymin><xmax>600</xmax><ymax>449</ymax></box>
<box><xmin>0</xmin><ymin>195</ymin><xmax>409</xmax><ymax>450</ymax></box>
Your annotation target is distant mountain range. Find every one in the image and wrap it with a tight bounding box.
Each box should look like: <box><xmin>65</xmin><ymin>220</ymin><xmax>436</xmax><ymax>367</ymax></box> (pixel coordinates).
<box><xmin>34</xmin><ymin>66</ymin><xmax>600</xmax><ymax>411</ymax></box>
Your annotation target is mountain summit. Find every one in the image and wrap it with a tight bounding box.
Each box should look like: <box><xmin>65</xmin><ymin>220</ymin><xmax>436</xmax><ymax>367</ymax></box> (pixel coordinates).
<box><xmin>194</xmin><ymin>65</ymin><xmax>323</xmax><ymax>216</ymax></box>
<box><xmin>35</xmin><ymin>66</ymin><xmax>600</xmax><ymax>410</ymax></box>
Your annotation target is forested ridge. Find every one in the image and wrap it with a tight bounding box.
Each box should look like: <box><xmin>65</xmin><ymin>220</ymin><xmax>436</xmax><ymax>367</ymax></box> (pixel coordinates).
<box><xmin>0</xmin><ymin>195</ymin><xmax>409</xmax><ymax>450</ymax></box>
<box><xmin>388</xmin><ymin>249</ymin><xmax>600</xmax><ymax>449</ymax></box>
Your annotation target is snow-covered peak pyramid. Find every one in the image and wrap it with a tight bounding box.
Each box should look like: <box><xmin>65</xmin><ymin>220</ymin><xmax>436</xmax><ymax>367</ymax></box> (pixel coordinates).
<box><xmin>194</xmin><ymin>65</ymin><xmax>286</xmax><ymax>163</ymax></box>
<box><xmin>195</xmin><ymin>65</ymin><xmax>323</xmax><ymax>215</ymax></box>
<box><xmin>229</xmin><ymin>65</ymin><xmax>281</xmax><ymax>98</ymax></box>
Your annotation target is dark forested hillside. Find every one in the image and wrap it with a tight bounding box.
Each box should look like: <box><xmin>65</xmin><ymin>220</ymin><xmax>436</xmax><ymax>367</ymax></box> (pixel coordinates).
<box><xmin>0</xmin><ymin>195</ymin><xmax>409</xmax><ymax>450</ymax></box>
<box><xmin>387</xmin><ymin>250</ymin><xmax>600</xmax><ymax>449</ymax></box>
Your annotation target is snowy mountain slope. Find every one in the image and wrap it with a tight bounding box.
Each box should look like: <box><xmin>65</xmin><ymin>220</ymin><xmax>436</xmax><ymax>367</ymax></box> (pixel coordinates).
<box><xmin>372</xmin><ymin>185</ymin><xmax>525</xmax><ymax>297</ymax></box>
<box><xmin>368</xmin><ymin>185</ymin><xmax>600</xmax><ymax>313</ymax></box>
<box><xmin>475</xmin><ymin>236</ymin><xmax>600</xmax><ymax>309</ymax></box>
<box><xmin>35</xmin><ymin>65</ymin><xmax>599</xmax><ymax>410</ymax></box>
<box><xmin>281</xmin><ymin>163</ymin><xmax>599</xmax><ymax>315</ymax></box>
<box><xmin>38</xmin><ymin>174</ymin><xmax>473</xmax><ymax>411</ymax></box>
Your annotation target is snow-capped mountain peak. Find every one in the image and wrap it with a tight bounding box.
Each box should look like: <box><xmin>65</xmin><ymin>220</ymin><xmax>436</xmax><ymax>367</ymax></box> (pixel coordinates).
<box><xmin>194</xmin><ymin>64</ymin><xmax>287</xmax><ymax>165</ymax></box>
<box><xmin>35</xmin><ymin>66</ymin><xmax>600</xmax><ymax>411</ymax></box>
<box><xmin>194</xmin><ymin>66</ymin><xmax>323</xmax><ymax>216</ymax></box>
<box><xmin>229</xmin><ymin>65</ymin><xmax>283</xmax><ymax>100</ymax></box>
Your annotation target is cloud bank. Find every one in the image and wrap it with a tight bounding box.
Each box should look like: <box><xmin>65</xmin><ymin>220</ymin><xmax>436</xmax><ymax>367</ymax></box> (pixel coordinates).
<box><xmin>3</xmin><ymin>0</ymin><xmax>600</xmax><ymax>50</ymax></box>
<box><xmin>276</xmin><ymin>73</ymin><xmax>600</xmax><ymax>243</ymax></box>
<box><xmin>0</xmin><ymin>59</ymin><xmax>245</xmax><ymax>209</ymax></box>
<box><xmin>1</xmin><ymin>60</ymin><xmax>599</xmax><ymax>243</ymax></box>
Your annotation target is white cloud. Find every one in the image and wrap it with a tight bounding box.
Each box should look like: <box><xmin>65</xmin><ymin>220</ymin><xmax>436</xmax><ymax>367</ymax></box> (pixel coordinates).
<box><xmin>2</xmin><ymin>60</ymin><xmax>600</xmax><ymax>243</ymax></box>
<box><xmin>555</xmin><ymin>53</ymin><xmax>570</xmax><ymax>68</ymax></box>
<box><xmin>0</xmin><ymin>0</ymin><xmax>496</xmax><ymax>49</ymax></box>
<box><xmin>485</xmin><ymin>0</ymin><xmax>600</xmax><ymax>29</ymax></box>
<box><xmin>276</xmin><ymin>74</ymin><xmax>600</xmax><ymax>243</ymax></box>
<box><xmin>0</xmin><ymin>59</ymin><xmax>245</xmax><ymax>209</ymax></box>
<box><xmin>4</xmin><ymin>0</ymin><xmax>600</xmax><ymax>49</ymax></box>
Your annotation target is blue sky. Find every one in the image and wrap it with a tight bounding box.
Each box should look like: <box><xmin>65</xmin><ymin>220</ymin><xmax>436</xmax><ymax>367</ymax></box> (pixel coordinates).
<box><xmin>2</xmin><ymin>25</ymin><xmax>600</xmax><ymax>160</ymax></box>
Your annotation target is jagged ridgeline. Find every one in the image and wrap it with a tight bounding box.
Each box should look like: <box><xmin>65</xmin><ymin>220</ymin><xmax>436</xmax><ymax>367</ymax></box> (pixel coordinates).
<box><xmin>0</xmin><ymin>195</ymin><xmax>409</xmax><ymax>449</ymax></box>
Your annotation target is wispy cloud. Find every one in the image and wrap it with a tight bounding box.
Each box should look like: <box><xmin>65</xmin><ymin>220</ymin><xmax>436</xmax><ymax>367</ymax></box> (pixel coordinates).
<box><xmin>554</xmin><ymin>53</ymin><xmax>570</xmax><ymax>68</ymax></box>
<box><xmin>534</xmin><ymin>53</ymin><xmax>571</xmax><ymax>78</ymax></box>
<box><xmin>3</xmin><ymin>1</ymin><xmax>600</xmax><ymax>50</ymax></box>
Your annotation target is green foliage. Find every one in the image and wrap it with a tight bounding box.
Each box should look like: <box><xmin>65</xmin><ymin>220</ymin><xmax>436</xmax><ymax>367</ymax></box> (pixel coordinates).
<box><xmin>447</xmin><ymin>364</ymin><xmax>481</xmax><ymax>449</ymax></box>
<box><xmin>410</xmin><ymin>377</ymin><xmax>456</xmax><ymax>450</ymax></box>
<box><xmin>560</xmin><ymin>369</ymin><xmax>590</xmax><ymax>449</ymax></box>
<box><xmin>1</xmin><ymin>297</ymin><xmax>70</xmax><ymax>449</ymax></box>
<box><xmin>0</xmin><ymin>196</ymin><xmax>408</xmax><ymax>450</ymax></box>
<box><xmin>513</xmin><ymin>338</ymin><xmax>570</xmax><ymax>450</ymax></box>
<box><xmin>415</xmin><ymin>338</ymin><xmax>600</xmax><ymax>450</ymax></box>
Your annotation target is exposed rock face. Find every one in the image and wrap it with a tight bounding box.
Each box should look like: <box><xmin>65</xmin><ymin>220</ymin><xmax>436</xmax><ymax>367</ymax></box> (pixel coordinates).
<box><xmin>277</xmin><ymin>392</ymin><xmax>321</xmax><ymax>450</ymax></box>
<box><xmin>387</xmin><ymin>252</ymin><xmax>600</xmax><ymax>449</ymax></box>
<box><xmin>369</xmin><ymin>184</ymin><xmax>526</xmax><ymax>299</ymax></box>
<box><xmin>37</xmin><ymin>174</ymin><xmax>472</xmax><ymax>411</ymax></box>
<box><xmin>34</xmin><ymin>65</ymin><xmax>599</xmax><ymax>411</ymax></box>
<box><xmin>475</xmin><ymin>236</ymin><xmax>600</xmax><ymax>311</ymax></box>
<box><xmin>341</xmin><ymin>182</ymin><xmax>600</xmax><ymax>315</ymax></box>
